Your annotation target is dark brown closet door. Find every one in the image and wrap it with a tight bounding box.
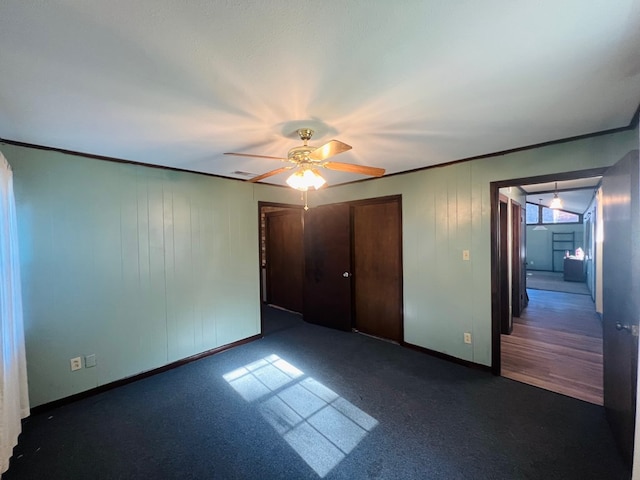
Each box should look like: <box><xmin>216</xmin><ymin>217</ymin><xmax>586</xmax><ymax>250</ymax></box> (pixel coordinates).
<box><xmin>352</xmin><ymin>197</ymin><xmax>403</xmax><ymax>342</ymax></box>
<box><xmin>266</xmin><ymin>209</ymin><xmax>304</xmax><ymax>313</ymax></box>
<box><xmin>303</xmin><ymin>203</ymin><xmax>352</xmax><ymax>331</ymax></box>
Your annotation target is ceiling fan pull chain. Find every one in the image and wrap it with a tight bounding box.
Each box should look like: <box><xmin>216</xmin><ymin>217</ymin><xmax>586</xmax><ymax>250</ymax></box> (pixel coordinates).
<box><xmin>303</xmin><ymin>190</ymin><xmax>309</xmax><ymax>211</ymax></box>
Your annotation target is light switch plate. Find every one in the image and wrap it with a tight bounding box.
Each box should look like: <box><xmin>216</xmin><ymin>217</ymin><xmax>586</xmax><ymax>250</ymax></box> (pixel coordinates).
<box><xmin>85</xmin><ymin>354</ymin><xmax>97</xmax><ymax>368</ymax></box>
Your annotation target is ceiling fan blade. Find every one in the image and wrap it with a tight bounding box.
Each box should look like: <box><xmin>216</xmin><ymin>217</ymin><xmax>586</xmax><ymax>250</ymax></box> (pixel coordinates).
<box><xmin>248</xmin><ymin>166</ymin><xmax>293</xmax><ymax>183</ymax></box>
<box><xmin>323</xmin><ymin>161</ymin><xmax>385</xmax><ymax>177</ymax></box>
<box><xmin>308</xmin><ymin>140</ymin><xmax>352</xmax><ymax>161</ymax></box>
<box><xmin>224</xmin><ymin>152</ymin><xmax>287</xmax><ymax>161</ymax></box>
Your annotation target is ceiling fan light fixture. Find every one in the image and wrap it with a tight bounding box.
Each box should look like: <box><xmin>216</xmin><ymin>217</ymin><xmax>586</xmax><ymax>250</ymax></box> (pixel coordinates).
<box><xmin>227</xmin><ymin>126</ymin><xmax>383</xmax><ymax>191</ymax></box>
<box><xmin>286</xmin><ymin>168</ymin><xmax>326</xmax><ymax>191</ymax></box>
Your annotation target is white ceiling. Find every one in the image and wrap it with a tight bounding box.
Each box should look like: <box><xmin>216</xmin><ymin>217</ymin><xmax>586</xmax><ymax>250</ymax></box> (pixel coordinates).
<box><xmin>1</xmin><ymin>1</ymin><xmax>639</xmax><ymax>187</ymax></box>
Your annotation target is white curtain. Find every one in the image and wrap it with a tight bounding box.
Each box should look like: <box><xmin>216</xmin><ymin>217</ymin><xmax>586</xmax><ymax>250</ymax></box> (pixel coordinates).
<box><xmin>0</xmin><ymin>152</ymin><xmax>29</xmax><ymax>476</ymax></box>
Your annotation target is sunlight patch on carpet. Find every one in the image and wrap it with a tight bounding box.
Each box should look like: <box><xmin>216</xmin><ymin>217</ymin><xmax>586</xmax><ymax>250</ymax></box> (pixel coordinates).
<box><xmin>223</xmin><ymin>354</ymin><xmax>378</xmax><ymax>477</ymax></box>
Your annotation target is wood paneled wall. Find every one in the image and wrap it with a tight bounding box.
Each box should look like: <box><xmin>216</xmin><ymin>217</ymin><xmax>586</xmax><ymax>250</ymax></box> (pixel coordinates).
<box><xmin>5</xmin><ymin>144</ymin><xmax>260</xmax><ymax>407</ymax></box>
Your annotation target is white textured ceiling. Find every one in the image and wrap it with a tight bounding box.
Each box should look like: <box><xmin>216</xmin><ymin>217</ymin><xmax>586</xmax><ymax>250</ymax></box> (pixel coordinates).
<box><xmin>1</xmin><ymin>1</ymin><xmax>639</xmax><ymax>187</ymax></box>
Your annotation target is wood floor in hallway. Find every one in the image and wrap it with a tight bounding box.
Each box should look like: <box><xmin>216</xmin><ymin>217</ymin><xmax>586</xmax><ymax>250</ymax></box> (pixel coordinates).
<box><xmin>501</xmin><ymin>288</ymin><xmax>603</xmax><ymax>405</ymax></box>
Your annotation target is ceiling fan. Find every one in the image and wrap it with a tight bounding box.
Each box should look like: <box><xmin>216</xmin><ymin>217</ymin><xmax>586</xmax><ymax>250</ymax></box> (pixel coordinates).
<box><xmin>224</xmin><ymin>128</ymin><xmax>385</xmax><ymax>191</ymax></box>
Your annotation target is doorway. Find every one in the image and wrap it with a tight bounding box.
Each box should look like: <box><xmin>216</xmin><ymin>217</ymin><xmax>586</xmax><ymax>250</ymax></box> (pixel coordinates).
<box><xmin>259</xmin><ymin>203</ymin><xmax>305</xmax><ymax>314</ymax></box>
<box><xmin>491</xmin><ymin>151</ymin><xmax>640</xmax><ymax>465</ymax></box>
<box><xmin>497</xmin><ymin>177</ymin><xmax>605</xmax><ymax>405</ymax></box>
<box><xmin>492</xmin><ymin>172</ymin><xmax>605</xmax><ymax>364</ymax></box>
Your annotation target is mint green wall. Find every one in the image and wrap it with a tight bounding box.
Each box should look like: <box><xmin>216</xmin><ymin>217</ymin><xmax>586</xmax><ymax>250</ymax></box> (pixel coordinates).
<box><xmin>3</xmin><ymin>144</ymin><xmax>260</xmax><ymax>407</ymax></box>
<box><xmin>256</xmin><ymin>127</ymin><xmax>638</xmax><ymax>367</ymax></box>
<box><xmin>526</xmin><ymin>224</ymin><xmax>584</xmax><ymax>271</ymax></box>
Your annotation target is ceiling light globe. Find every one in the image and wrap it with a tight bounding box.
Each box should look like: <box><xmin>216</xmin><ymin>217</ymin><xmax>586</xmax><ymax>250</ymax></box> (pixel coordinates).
<box><xmin>549</xmin><ymin>194</ymin><xmax>563</xmax><ymax>209</ymax></box>
<box><xmin>286</xmin><ymin>168</ymin><xmax>326</xmax><ymax>191</ymax></box>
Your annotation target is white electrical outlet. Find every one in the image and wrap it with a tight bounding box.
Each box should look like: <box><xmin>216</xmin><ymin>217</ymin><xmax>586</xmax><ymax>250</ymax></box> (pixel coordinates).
<box><xmin>462</xmin><ymin>250</ymin><xmax>470</xmax><ymax>261</ymax></box>
<box><xmin>70</xmin><ymin>357</ymin><xmax>82</xmax><ymax>371</ymax></box>
<box><xmin>464</xmin><ymin>332</ymin><xmax>472</xmax><ymax>344</ymax></box>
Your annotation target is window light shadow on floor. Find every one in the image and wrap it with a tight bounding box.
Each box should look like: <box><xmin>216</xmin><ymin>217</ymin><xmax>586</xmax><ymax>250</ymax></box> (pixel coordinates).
<box><xmin>223</xmin><ymin>354</ymin><xmax>378</xmax><ymax>478</ymax></box>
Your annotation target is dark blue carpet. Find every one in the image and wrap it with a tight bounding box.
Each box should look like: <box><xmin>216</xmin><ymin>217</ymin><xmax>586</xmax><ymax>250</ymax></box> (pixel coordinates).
<box><xmin>4</xmin><ymin>306</ymin><xmax>629</xmax><ymax>479</ymax></box>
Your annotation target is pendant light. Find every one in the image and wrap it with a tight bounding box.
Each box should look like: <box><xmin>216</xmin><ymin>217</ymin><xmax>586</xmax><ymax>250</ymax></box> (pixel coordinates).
<box><xmin>549</xmin><ymin>182</ymin><xmax>563</xmax><ymax>209</ymax></box>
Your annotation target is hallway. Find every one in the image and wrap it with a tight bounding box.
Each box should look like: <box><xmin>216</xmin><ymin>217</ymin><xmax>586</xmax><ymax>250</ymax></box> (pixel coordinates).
<box><xmin>501</xmin><ymin>288</ymin><xmax>603</xmax><ymax>405</ymax></box>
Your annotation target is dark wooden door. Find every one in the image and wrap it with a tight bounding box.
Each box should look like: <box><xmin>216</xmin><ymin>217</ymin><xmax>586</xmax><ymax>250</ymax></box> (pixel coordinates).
<box><xmin>602</xmin><ymin>150</ymin><xmax>639</xmax><ymax>465</ymax></box>
<box><xmin>266</xmin><ymin>209</ymin><xmax>304</xmax><ymax>313</ymax></box>
<box><xmin>499</xmin><ymin>196</ymin><xmax>511</xmax><ymax>333</ymax></box>
<box><xmin>303</xmin><ymin>203</ymin><xmax>352</xmax><ymax>331</ymax></box>
<box><xmin>511</xmin><ymin>201</ymin><xmax>527</xmax><ymax>317</ymax></box>
<box><xmin>352</xmin><ymin>197</ymin><xmax>403</xmax><ymax>342</ymax></box>
<box><xmin>518</xmin><ymin>201</ymin><xmax>528</xmax><ymax>310</ymax></box>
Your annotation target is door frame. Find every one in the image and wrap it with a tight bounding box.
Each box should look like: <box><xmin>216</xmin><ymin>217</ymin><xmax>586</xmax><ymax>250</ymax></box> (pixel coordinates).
<box><xmin>265</xmin><ymin>207</ymin><xmax>305</xmax><ymax>312</ymax></box>
<box><xmin>258</xmin><ymin>201</ymin><xmax>305</xmax><ymax>333</ymax></box>
<box><xmin>499</xmin><ymin>194</ymin><xmax>511</xmax><ymax>334</ymax></box>
<box><xmin>489</xmin><ymin>167</ymin><xmax>607</xmax><ymax>374</ymax></box>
